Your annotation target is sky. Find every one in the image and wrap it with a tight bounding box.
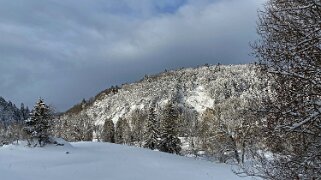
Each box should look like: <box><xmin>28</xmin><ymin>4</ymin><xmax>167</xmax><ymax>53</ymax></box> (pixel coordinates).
<box><xmin>0</xmin><ymin>0</ymin><xmax>266</xmax><ymax>111</ymax></box>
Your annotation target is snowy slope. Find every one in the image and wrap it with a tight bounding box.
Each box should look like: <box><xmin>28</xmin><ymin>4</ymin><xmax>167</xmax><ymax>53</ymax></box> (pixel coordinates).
<box><xmin>0</xmin><ymin>141</ymin><xmax>249</xmax><ymax>180</ymax></box>
<box><xmin>64</xmin><ymin>64</ymin><xmax>267</xmax><ymax>129</ymax></box>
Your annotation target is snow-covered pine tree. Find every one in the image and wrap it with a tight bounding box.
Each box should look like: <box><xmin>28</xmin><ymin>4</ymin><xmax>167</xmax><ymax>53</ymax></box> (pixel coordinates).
<box><xmin>0</xmin><ymin>96</ymin><xmax>28</xmax><ymax>123</ymax></box>
<box><xmin>131</xmin><ymin>109</ymin><xmax>147</xmax><ymax>147</ymax></box>
<box><xmin>24</xmin><ymin>99</ymin><xmax>52</xmax><ymax>147</ymax></box>
<box><xmin>115</xmin><ymin>118</ymin><xmax>124</xmax><ymax>144</ymax></box>
<box><xmin>144</xmin><ymin>104</ymin><xmax>159</xmax><ymax>150</ymax></box>
<box><xmin>159</xmin><ymin>101</ymin><xmax>181</xmax><ymax>154</ymax></box>
<box><xmin>122</xmin><ymin>118</ymin><xmax>132</xmax><ymax>145</ymax></box>
<box><xmin>115</xmin><ymin>118</ymin><xmax>131</xmax><ymax>144</ymax></box>
<box><xmin>102</xmin><ymin>118</ymin><xmax>115</xmax><ymax>143</ymax></box>
<box><xmin>20</xmin><ymin>103</ymin><xmax>30</xmax><ymax>121</ymax></box>
<box><xmin>76</xmin><ymin>114</ymin><xmax>93</xmax><ymax>141</ymax></box>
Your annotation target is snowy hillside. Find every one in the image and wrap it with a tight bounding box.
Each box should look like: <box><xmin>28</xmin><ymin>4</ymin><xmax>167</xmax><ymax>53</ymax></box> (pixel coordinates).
<box><xmin>0</xmin><ymin>141</ymin><xmax>249</xmax><ymax>180</ymax></box>
<box><xmin>64</xmin><ymin>64</ymin><xmax>267</xmax><ymax>128</ymax></box>
<box><xmin>0</xmin><ymin>97</ymin><xmax>29</xmax><ymax>123</ymax></box>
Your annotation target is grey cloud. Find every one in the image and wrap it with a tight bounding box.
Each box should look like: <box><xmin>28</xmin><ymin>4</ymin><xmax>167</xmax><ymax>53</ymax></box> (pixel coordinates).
<box><xmin>0</xmin><ymin>0</ymin><xmax>266</xmax><ymax>111</ymax></box>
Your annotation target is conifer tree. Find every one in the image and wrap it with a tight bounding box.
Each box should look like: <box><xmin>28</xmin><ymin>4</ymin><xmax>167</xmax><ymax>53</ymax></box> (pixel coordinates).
<box><xmin>115</xmin><ymin>118</ymin><xmax>131</xmax><ymax>144</ymax></box>
<box><xmin>122</xmin><ymin>118</ymin><xmax>132</xmax><ymax>145</ymax></box>
<box><xmin>159</xmin><ymin>101</ymin><xmax>181</xmax><ymax>154</ymax></box>
<box><xmin>24</xmin><ymin>99</ymin><xmax>52</xmax><ymax>146</ymax></box>
<box><xmin>131</xmin><ymin>109</ymin><xmax>147</xmax><ymax>146</ymax></box>
<box><xmin>102</xmin><ymin>118</ymin><xmax>115</xmax><ymax>143</ymax></box>
<box><xmin>144</xmin><ymin>105</ymin><xmax>159</xmax><ymax>150</ymax></box>
<box><xmin>115</xmin><ymin>118</ymin><xmax>124</xmax><ymax>144</ymax></box>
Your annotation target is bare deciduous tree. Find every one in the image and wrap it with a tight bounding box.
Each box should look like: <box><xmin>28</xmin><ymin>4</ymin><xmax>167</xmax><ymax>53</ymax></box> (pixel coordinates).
<box><xmin>251</xmin><ymin>0</ymin><xmax>321</xmax><ymax>179</ymax></box>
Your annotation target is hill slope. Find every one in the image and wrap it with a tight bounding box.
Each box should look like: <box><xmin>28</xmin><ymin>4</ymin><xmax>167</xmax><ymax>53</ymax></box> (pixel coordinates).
<box><xmin>65</xmin><ymin>64</ymin><xmax>266</xmax><ymax>124</ymax></box>
<box><xmin>61</xmin><ymin>64</ymin><xmax>268</xmax><ymax>143</ymax></box>
<box><xmin>0</xmin><ymin>141</ymin><xmax>249</xmax><ymax>180</ymax></box>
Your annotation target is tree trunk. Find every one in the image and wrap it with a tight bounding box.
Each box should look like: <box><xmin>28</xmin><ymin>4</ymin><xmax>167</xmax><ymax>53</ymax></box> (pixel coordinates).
<box><xmin>229</xmin><ymin>135</ymin><xmax>240</xmax><ymax>164</ymax></box>
<box><xmin>241</xmin><ymin>140</ymin><xmax>246</xmax><ymax>164</ymax></box>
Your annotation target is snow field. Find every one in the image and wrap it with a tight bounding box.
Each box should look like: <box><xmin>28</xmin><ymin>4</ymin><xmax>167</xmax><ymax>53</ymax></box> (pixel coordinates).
<box><xmin>0</xmin><ymin>141</ymin><xmax>249</xmax><ymax>180</ymax></box>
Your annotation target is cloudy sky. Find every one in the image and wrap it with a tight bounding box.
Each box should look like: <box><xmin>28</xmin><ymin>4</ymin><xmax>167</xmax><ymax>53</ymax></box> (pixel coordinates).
<box><xmin>0</xmin><ymin>0</ymin><xmax>266</xmax><ymax>111</ymax></box>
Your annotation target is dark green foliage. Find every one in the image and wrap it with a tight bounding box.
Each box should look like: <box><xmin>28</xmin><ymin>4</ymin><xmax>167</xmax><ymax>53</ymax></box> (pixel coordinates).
<box><xmin>0</xmin><ymin>97</ymin><xmax>29</xmax><ymax>123</ymax></box>
<box><xmin>159</xmin><ymin>101</ymin><xmax>181</xmax><ymax>154</ymax></box>
<box><xmin>102</xmin><ymin>119</ymin><xmax>115</xmax><ymax>143</ymax></box>
<box><xmin>131</xmin><ymin>109</ymin><xmax>147</xmax><ymax>147</ymax></box>
<box><xmin>20</xmin><ymin>103</ymin><xmax>30</xmax><ymax>121</ymax></box>
<box><xmin>144</xmin><ymin>105</ymin><xmax>159</xmax><ymax>150</ymax></box>
<box><xmin>24</xmin><ymin>99</ymin><xmax>52</xmax><ymax>146</ymax></box>
<box><xmin>115</xmin><ymin>118</ymin><xmax>131</xmax><ymax>145</ymax></box>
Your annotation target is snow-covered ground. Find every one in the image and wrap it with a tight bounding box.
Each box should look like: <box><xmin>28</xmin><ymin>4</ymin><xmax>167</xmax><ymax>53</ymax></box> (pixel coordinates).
<box><xmin>0</xmin><ymin>141</ymin><xmax>249</xmax><ymax>180</ymax></box>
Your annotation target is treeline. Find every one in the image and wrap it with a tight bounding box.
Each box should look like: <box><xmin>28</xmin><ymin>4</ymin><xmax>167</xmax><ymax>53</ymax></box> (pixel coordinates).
<box><xmin>53</xmin><ymin>85</ymin><xmax>268</xmax><ymax>163</ymax></box>
<box><xmin>54</xmin><ymin>100</ymin><xmax>182</xmax><ymax>155</ymax></box>
<box><xmin>0</xmin><ymin>97</ymin><xmax>30</xmax><ymax>145</ymax></box>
